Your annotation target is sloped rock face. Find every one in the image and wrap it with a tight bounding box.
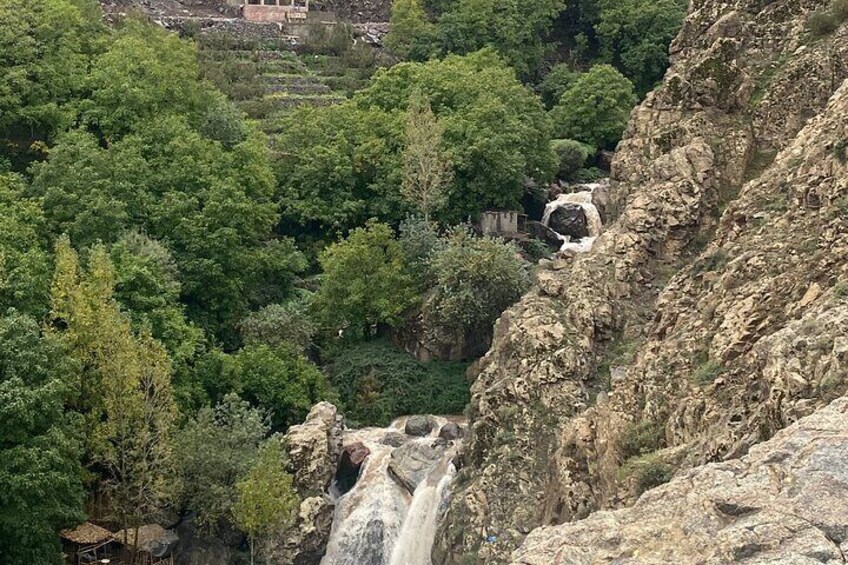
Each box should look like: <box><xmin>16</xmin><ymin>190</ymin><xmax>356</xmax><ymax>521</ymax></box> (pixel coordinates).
<box><xmin>434</xmin><ymin>2</ymin><xmax>848</xmax><ymax>563</ymax></box>
<box><xmin>265</xmin><ymin>402</ymin><xmax>343</xmax><ymax>565</ymax></box>
<box><xmin>512</xmin><ymin>397</ymin><xmax>848</xmax><ymax>564</ymax></box>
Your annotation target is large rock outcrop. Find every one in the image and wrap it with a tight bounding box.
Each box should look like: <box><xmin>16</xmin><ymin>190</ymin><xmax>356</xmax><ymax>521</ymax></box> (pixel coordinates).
<box><xmin>265</xmin><ymin>402</ymin><xmax>343</xmax><ymax>565</ymax></box>
<box><xmin>435</xmin><ymin>1</ymin><xmax>848</xmax><ymax>562</ymax></box>
<box><xmin>512</xmin><ymin>396</ymin><xmax>848</xmax><ymax>564</ymax></box>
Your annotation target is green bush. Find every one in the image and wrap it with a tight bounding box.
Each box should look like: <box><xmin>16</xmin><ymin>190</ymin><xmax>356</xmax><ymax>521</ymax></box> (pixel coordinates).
<box><xmin>620</xmin><ymin>419</ymin><xmax>665</xmax><ymax>458</ymax></box>
<box><xmin>325</xmin><ymin>340</ymin><xmax>470</xmax><ymax>426</ymax></box>
<box><xmin>551</xmin><ymin>139</ymin><xmax>593</xmax><ymax>180</ymax></box>
<box><xmin>807</xmin><ymin>0</ymin><xmax>848</xmax><ymax>37</ymax></box>
<box><xmin>539</xmin><ymin>64</ymin><xmax>578</xmax><ymax>109</ymax></box>
<box><xmin>620</xmin><ymin>454</ymin><xmax>673</xmax><ymax>495</ymax></box>
<box><xmin>692</xmin><ymin>360</ymin><xmax>725</xmax><ymax>385</ymax></box>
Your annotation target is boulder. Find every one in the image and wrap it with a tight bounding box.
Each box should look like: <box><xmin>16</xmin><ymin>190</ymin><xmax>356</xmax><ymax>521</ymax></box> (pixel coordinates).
<box><xmin>388</xmin><ymin>440</ymin><xmax>447</xmax><ymax>495</ymax></box>
<box><xmin>525</xmin><ymin>220</ymin><xmax>563</xmax><ymax>249</ymax></box>
<box><xmin>404</xmin><ymin>415</ymin><xmax>437</xmax><ymax>437</ymax></box>
<box><xmin>438</xmin><ymin>422</ymin><xmax>465</xmax><ymax>441</ymax></box>
<box><xmin>335</xmin><ymin>442</ymin><xmax>370</xmax><ymax>495</ymax></box>
<box><xmin>591</xmin><ymin>180</ymin><xmax>610</xmax><ymax>224</ymax></box>
<box><xmin>285</xmin><ymin>402</ymin><xmax>343</xmax><ymax>495</ymax></box>
<box><xmin>548</xmin><ymin>204</ymin><xmax>590</xmax><ymax>239</ymax></box>
<box><xmin>381</xmin><ymin>432</ymin><xmax>408</xmax><ymax>448</ymax></box>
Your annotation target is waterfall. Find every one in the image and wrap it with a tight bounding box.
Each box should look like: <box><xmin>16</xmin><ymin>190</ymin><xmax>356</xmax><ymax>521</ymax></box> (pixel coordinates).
<box><xmin>542</xmin><ymin>182</ymin><xmax>605</xmax><ymax>254</ymax></box>
<box><xmin>321</xmin><ymin>417</ymin><xmax>462</xmax><ymax>565</ymax></box>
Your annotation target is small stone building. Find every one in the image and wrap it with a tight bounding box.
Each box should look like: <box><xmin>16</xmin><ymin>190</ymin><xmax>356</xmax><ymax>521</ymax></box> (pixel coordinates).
<box><xmin>243</xmin><ymin>0</ymin><xmax>309</xmax><ymax>22</ymax></box>
<box><xmin>478</xmin><ymin>211</ymin><xmax>526</xmax><ymax>236</ymax></box>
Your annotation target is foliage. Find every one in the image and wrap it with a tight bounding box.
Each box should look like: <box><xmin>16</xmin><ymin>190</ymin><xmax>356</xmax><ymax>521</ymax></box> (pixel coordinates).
<box><xmin>551</xmin><ymin>139</ymin><xmax>593</xmax><ymax>180</ymax></box>
<box><xmin>0</xmin><ymin>311</ymin><xmax>85</xmax><ymax>565</ymax></box>
<box><xmin>232</xmin><ymin>439</ymin><xmax>299</xmax><ymax>565</ymax></box>
<box><xmin>595</xmin><ymin>0</ymin><xmax>688</xmax><ymax>94</ymax></box>
<box><xmin>50</xmin><ymin>238</ymin><xmax>177</xmax><ymax>536</ymax></box>
<box><xmin>325</xmin><ymin>340</ymin><xmax>470</xmax><ymax>426</ymax></box>
<box><xmin>807</xmin><ymin>0</ymin><xmax>848</xmax><ymax>37</ymax></box>
<box><xmin>692</xmin><ymin>360</ymin><xmax>725</xmax><ymax>385</ymax></box>
<box><xmin>239</xmin><ymin>295</ymin><xmax>317</xmax><ymax>352</ymax></box>
<box><xmin>184</xmin><ymin>345</ymin><xmax>334</xmax><ymax>432</ymax></box>
<box><xmin>0</xmin><ymin>0</ymin><xmax>100</xmax><ymax>168</ymax></box>
<box><xmin>539</xmin><ymin>63</ymin><xmax>577</xmax><ymax>109</ymax></box>
<box><xmin>426</xmin><ymin>227</ymin><xmax>529</xmax><ymax>336</ymax></box>
<box><xmin>173</xmin><ymin>394</ymin><xmax>268</xmax><ymax>533</ymax></box>
<box><xmin>620</xmin><ymin>419</ymin><xmax>665</xmax><ymax>459</ymax></box>
<box><xmin>110</xmin><ymin>231</ymin><xmax>203</xmax><ymax>366</ymax></box>
<box><xmin>620</xmin><ymin>453</ymin><xmax>673</xmax><ymax>495</ymax></box>
<box><xmin>386</xmin><ymin>0</ymin><xmax>438</xmax><ymax>61</ymax></box>
<box><xmin>398</xmin><ymin>216</ymin><xmax>444</xmax><ymax>287</ymax></box>
<box><xmin>400</xmin><ymin>93</ymin><xmax>453</xmax><ymax>221</ymax></box>
<box><xmin>435</xmin><ymin>0</ymin><xmax>566</xmax><ymax>77</ymax></box>
<box><xmin>550</xmin><ymin>64</ymin><xmax>637</xmax><ymax>150</ymax></box>
<box><xmin>314</xmin><ymin>222</ymin><xmax>418</xmax><ymax>336</ymax></box>
<box><xmin>0</xmin><ymin>173</ymin><xmax>52</xmax><ymax>317</ymax></box>
<box><xmin>276</xmin><ymin>50</ymin><xmax>556</xmax><ymax>233</ymax></box>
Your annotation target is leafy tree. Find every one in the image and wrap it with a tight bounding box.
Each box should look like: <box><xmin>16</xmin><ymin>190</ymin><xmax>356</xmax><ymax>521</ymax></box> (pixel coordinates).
<box><xmin>595</xmin><ymin>0</ymin><xmax>688</xmax><ymax>94</ymax></box>
<box><xmin>240</xmin><ymin>295</ymin><xmax>317</xmax><ymax>352</ymax></box>
<box><xmin>539</xmin><ymin>63</ymin><xmax>578</xmax><ymax>109</ymax></box>
<box><xmin>426</xmin><ymin>227</ymin><xmax>529</xmax><ymax>336</ymax></box>
<box><xmin>277</xmin><ymin>50</ymin><xmax>556</xmax><ymax>233</ymax></box>
<box><xmin>173</xmin><ymin>394</ymin><xmax>269</xmax><ymax>533</ymax></box>
<box><xmin>314</xmin><ymin>222</ymin><xmax>417</xmax><ymax>336</ymax></box>
<box><xmin>386</xmin><ymin>0</ymin><xmax>438</xmax><ymax>61</ymax></box>
<box><xmin>0</xmin><ymin>0</ymin><xmax>100</xmax><ymax>168</ymax></box>
<box><xmin>0</xmin><ymin>312</ymin><xmax>85</xmax><ymax>565</ymax></box>
<box><xmin>435</xmin><ymin>0</ymin><xmax>566</xmax><ymax>77</ymax></box>
<box><xmin>398</xmin><ymin>216</ymin><xmax>443</xmax><ymax>288</ymax></box>
<box><xmin>50</xmin><ymin>238</ymin><xmax>177</xmax><ymax>542</ymax></box>
<box><xmin>182</xmin><ymin>345</ymin><xmax>334</xmax><ymax>432</ymax></box>
<box><xmin>232</xmin><ymin>440</ymin><xmax>299</xmax><ymax>565</ymax></box>
<box><xmin>550</xmin><ymin>64</ymin><xmax>637</xmax><ymax>150</ymax></box>
<box><xmin>111</xmin><ymin>231</ymin><xmax>203</xmax><ymax>366</ymax></box>
<box><xmin>0</xmin><ymin>173</ymin><xmax>52</xmax><ymax>317</ymax></box>
<box><xmin>400</xmin><ymin>93</ymin><xmax>453</xmax><ymax>221</ymax></box>
<box><xmin>551</xmin><ymin>139</ymin><xmax>593</xmax><ymax>180</ymax></box>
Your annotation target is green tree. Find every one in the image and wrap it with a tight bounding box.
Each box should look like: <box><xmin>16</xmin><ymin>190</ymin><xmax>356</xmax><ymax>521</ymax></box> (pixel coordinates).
<box><xmin>50</xmin><ymin>238</ymin><xmax>177</xmax><ymax>544</ymax></box>
<box><xmin>426</xmin><ymin>227</ymin><xmax>529</xmax><ymax>336</ymax></box>
<box><xmin>435</xmin><ymin>0</ymin><xmax>566</xmax><ymax>77</ymax></box>
<box><xmin>239</xmin><ymin>296</ymin><xmax>317</xmax><ymax>353</ymax></box>
<box><xmin>595</xmin><ymin>0</ymin><xmax>688</xmax><ymax>94</ymax></box>
<box><xmin>232</xmin><ymin>440</ymin><xmax>299</xmax><ymax>565</ymax></box>
<box><xmin>400</xmin><ymin>93</ymin><xmax>453</xmax><ymax>221</ymax></box>
<box><xmin>0</xmin><ymin>0</ymin><xmax>100</xmax><ymax>168</ymax></box>
<box><xmin>0</xmin><ymin>312</ymin><xmax>85</xmax><ymax>565</ymax></box>
<box><xmin>314</xmin><ymin>222</ymin><xmax>417</xmax><ymax>336</ymax></box>
<box><xmin>386</xmin><ymin>0</ymin><xmax>437</xmax><ymax>61</ymax></box>
<box><xmin>0</xmin><ymin>173</ymin><xmax>52</xmax><ymax>317</ymax></box>
<box><xmin>550</xmin><ymin>64</ymin><xmax>637</xmax><ymax>150</ymax></box>
<box><xmin>539</xmin><ymin>63</ymin><xmax>578</xmax><ymax>109</ymax></box>
<box><xmin>173</xmin><ymin>394</ymin><xmax>268</xmax><ymax>533</ymax></box>
<box><xmin>551</xmin><ymin>138</ymin><xmax>593</xmax><ymax>180</ymax></box>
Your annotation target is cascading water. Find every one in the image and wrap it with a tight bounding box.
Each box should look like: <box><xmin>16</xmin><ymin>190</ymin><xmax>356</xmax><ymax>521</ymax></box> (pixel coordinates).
<box><xmin>321</xmin><ymin>417</ymin><xmax>462</xmax><ymax>565</ymax></box>
<box><xmin>542</xmin><ymin>182</ymin><xmax>605</xmax><ymax>254</ymax></box>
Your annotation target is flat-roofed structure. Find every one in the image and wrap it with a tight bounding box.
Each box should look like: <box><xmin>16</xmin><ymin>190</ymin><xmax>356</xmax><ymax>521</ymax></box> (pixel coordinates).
<box><xmin>244</xmin><ymin>0</ymin><xmax>309</xmax><ymax>22</ymax></box>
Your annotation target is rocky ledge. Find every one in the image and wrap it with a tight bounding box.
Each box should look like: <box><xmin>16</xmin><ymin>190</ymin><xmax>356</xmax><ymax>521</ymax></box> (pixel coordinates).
<box><xmin>513</xmin><ymin>396</ymin><xmax>848</xmax><ymax>564</ymax></box>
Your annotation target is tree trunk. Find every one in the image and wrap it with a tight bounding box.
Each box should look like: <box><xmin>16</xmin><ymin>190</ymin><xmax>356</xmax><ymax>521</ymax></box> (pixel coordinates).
<box><xmin>250</xmin><ymin>536</ymin><xmax>255</xmax><ymax>565</ymax></box>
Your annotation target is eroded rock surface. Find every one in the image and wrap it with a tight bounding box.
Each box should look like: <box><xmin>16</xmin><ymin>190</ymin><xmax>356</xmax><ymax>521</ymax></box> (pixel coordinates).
<box><xmin>435</xmin><ymin>1</ymin><xmax>848</xmax><ymax>562</ymax></box>
<box><xmin>512</xmin><ymin>397</ymin><xmax>848</xmax><ymax>564</ymax></box>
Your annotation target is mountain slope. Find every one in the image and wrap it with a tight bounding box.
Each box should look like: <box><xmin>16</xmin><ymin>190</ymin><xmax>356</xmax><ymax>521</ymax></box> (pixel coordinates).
<box><xmin>434</xmin><ymin>1</ymin><xmax>848</xmax><ymax>562</ymax></box>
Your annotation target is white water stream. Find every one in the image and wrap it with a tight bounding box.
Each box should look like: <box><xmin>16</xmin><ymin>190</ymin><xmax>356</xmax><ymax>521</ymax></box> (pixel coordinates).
<box><xmin>541</xmin><ymin>182</ymin><xmax>605</xmax><ymax>254</ymax></box>
<box><xmin>321</xmin><ymin>417</ymin><xmax>460</xmax><ymax>565</ymax></box>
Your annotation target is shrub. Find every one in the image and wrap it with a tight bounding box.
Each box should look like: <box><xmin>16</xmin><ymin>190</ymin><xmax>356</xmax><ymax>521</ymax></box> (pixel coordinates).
<box><xmin>692</xmin><ymin>360</ymin><xmax>725</xmax><ymax>385</ymax></box>
<box><xmin>540</xmin><ymin>64</ymin><xmax>578</xmax><ymax>109</ymax></box>
<box><xmin>620</xmin><ymin>420</ymin><xmax>665</xmax><ymax>458</ymax></box>
<box><xmin>551</xmin><ymin>139</ymin><xmax>593</xmax><ymax>180</ymax></box>
<box><xmin>240</xmin><ymin>295</ymin><xmax>317</xmax><ymax>352</ymax></box>
<box><xmin>325</xmin><ymin>340</ymin><xmax>470</xmax><ymax>426</ymax></box>
<box><xmin>620</xmin><ymin>454</ymin><xmax>673</xmax><ymax>495</ymax></box>
<box><xmin>807</xmin><ymin>0</ymin><xmax>848</xmax><ymax>37</ymax></box>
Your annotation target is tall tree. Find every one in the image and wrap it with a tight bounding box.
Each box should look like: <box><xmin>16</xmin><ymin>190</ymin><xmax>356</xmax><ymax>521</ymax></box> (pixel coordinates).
<box><xmin>386</xmin><ymin>0</ymin><xmax>437</xmax><ymax>61</ymax></box>
<box><xmin>50</xmin><ymin>238</ymin><xmax>177</xmax><ymax>546</ymax></box>
<box><xmin>400</xmin><ymin>93</ymin><xmax>453</xmax><ymax>221</ymax></box>
<box><xmin>232</xmin><ymin>440</ymin><xmax>299</xmax><ymax>565</ymax></box>
<box><xmin>0</xmin><ymin>312</ymin><xmax>85</xmax><ymax>565</ymax></box>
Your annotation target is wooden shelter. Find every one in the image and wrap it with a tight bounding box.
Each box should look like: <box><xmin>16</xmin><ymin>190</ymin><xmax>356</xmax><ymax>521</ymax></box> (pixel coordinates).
<box><xmin>114</xmin><ymin>524</ymin><xmax>177</xmax><ymax>565</ymax></box>
<box><xmin>60</xmin><ymin>522</ymin><xmax>115</xmax><ymax>564</ymax></box>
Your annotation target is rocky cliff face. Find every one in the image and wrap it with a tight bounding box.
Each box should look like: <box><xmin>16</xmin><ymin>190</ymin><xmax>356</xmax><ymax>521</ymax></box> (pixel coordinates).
<box><xmin>435</xmin><ymin>1</ymin><xmax>848</xmax><ymax>562</ymax></box>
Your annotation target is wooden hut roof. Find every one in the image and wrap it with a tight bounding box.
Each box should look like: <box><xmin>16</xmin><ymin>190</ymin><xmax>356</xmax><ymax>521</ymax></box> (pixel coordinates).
<box><xmin>60</xmin><ymin>522</ymin><xmax>113</xmax><ymax>545</ymax></box>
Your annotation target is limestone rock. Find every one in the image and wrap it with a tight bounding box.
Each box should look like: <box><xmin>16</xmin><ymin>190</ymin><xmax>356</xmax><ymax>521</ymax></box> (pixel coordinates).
<box><xmin>439</xmin><ymin>422</ymin><xmax>465</xmax><ymax>441</ymax></box>
<box><xmin>388</xmin><ymin>439</ymin><xmax>448</xmax><ymax>495</ymax></box>
<box><xmin>548</xmin><ymin>204</ymin><xmax>590</xmax><ymax>239</ymax></box>
<box><xmin>512</xmin><ymin>398</ymin><xmax>848</xmax><ymax>564</ymax></box>
<box><xmin>404</xmin><ymin>415</ymin><xmax>438</xmax><ymax>437</ymax></box>
<box><xmin>285</xmin><ymin>402</ymin><xmax>343</xmax><ymax>495</ymax></box>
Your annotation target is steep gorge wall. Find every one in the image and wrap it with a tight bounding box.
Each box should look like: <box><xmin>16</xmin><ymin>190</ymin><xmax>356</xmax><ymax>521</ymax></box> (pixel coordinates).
<box><xmin>435</xmin><ymin>1</ymin><xmax>848</xmax><ymax>562</ymax></box>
